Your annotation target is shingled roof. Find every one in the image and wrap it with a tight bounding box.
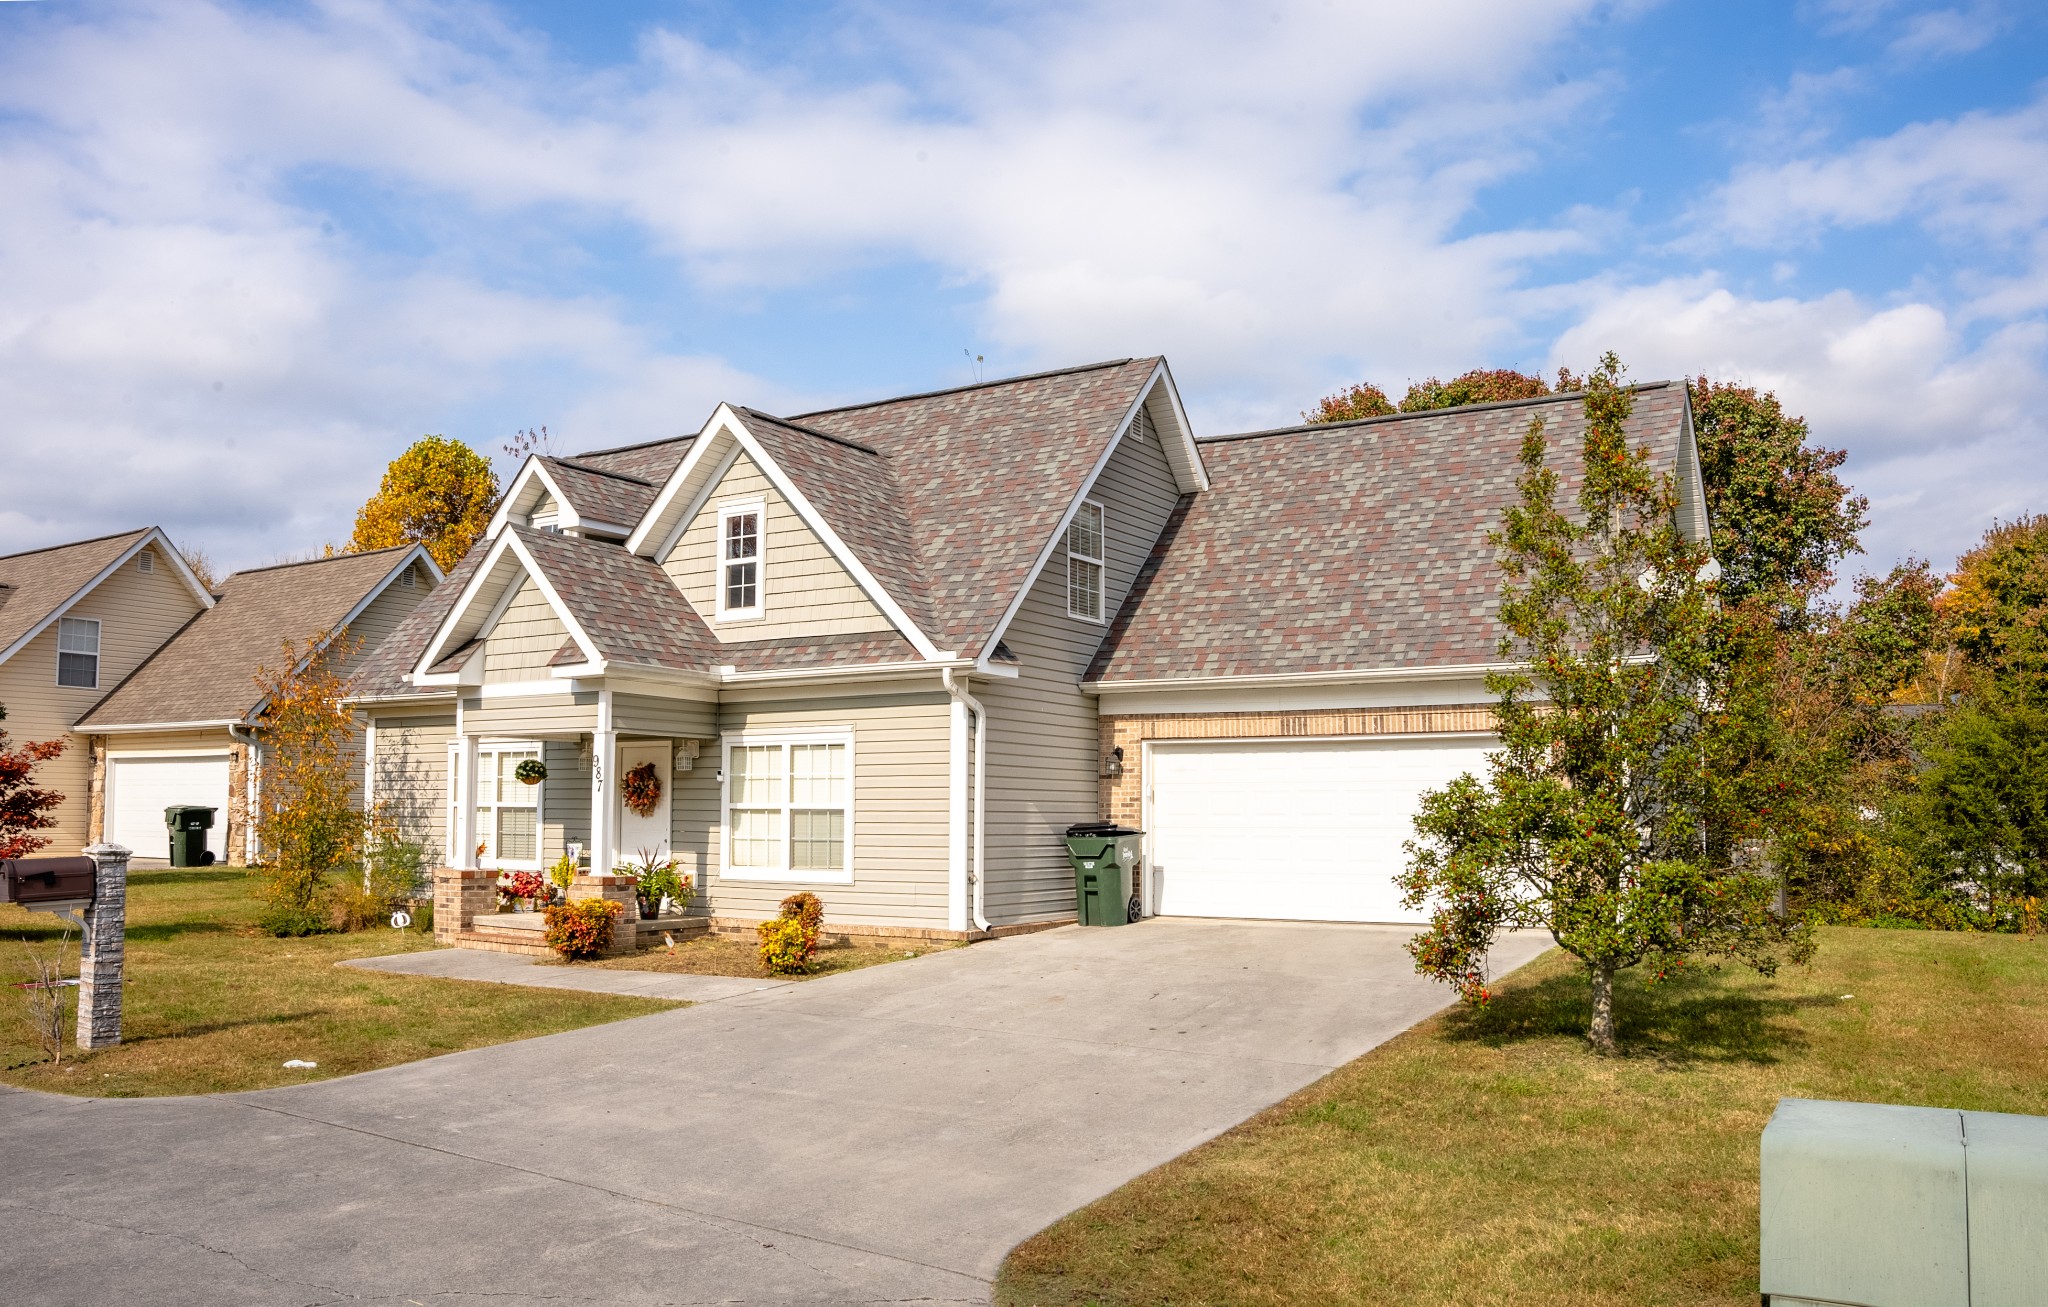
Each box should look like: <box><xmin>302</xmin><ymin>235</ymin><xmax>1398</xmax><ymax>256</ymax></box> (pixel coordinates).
<box><xmin>1085</xmin><ymin>383</ymin><xmax>1696</xmax><ymax>684</ymax></box>
<box><xmin>511</xmin><ymin>527</ymin><xmax>723</xmax><ymax>674</ymax></box>
<box><xmin>79</xmin><ymin>547</ymin><xmax>425</xmax><ymax>727</ymax></box>
<box><xmin>351</xmin><ymin>549</ymin><xmax>484</xmax><ymax>702</ymax></box>
<box><xmin>0</xmin><ymin>528</ymin><xmax>160</xmax><ymax>663</ymax></box>
<box><xmin>562</xmin><ymin>435</ymin><xmax>695</xmax><ymax>485</ymax></box>
<box><xmin>535</xmin><ymin>457</ymin><xmax>660</xmax><ymax>531</ymax></box>
<box><xmin>789</xmin><ymin>358</ymin><xmax>1161</xmax><ymax>657</ymax></box>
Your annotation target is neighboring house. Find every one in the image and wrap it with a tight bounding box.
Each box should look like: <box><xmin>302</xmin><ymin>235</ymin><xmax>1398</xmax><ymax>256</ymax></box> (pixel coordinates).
<box><xmin>354</xmin><ymin>359</ymin><xmax>1706</xmax><ymax>938</ymax></box>
<box><xmin>76</xmin><ymin>546</ymin><xmax>442</xmax><ymax>863</ymax></box>
<box><xmin>0</xmin><ymin>529</ymin><xmax>215</xmax><ymax>857</ymax></box>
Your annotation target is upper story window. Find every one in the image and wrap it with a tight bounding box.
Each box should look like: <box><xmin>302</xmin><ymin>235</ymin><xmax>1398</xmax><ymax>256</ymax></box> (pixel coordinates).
<box><xmin>57</xmin><ymin>617</ymin><xmax>101</xmax><ymax>688</ymax></box>
<box><xmin>1067</xmin><ymin>500</ymin><xmax>1105</xmax><ymax>622</ymax></box>
<box><xmin>718</xmin><ymin>502</ymin><xmax>764</xmax><ymax>620</ymax></box>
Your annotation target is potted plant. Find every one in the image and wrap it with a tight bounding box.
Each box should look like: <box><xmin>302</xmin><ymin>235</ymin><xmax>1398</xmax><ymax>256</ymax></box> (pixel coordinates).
<box><xmin>501</xmin><ymin>869</ymin><xmax>549</xmax><ymax>911</ymax></box>
<box><xmin>546</xmin><ymin>852</ymin><xmax>578</xmax><ymax>904</ymax></box>
<box><xmin>619</xmin><ymin>851</ymin><xmax>691</xmax><ymax>919</ymax></box>
<box><xmin>514</xmin><ymin>758</ymin><xmax>547</xmax><ymax>785</ymax></box>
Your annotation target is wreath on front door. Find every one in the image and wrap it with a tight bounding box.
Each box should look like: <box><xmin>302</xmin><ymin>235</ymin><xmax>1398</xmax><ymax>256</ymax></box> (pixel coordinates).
<box><xmin>622</xmin><ymin>761</ymin><xmax>663</xmax><ymax>817</ymax></box>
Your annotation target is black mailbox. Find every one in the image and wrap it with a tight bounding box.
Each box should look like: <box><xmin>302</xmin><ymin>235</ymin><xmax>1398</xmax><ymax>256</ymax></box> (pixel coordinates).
<box><xmin>0</xmin><ymin>856</ymin><xmax>97</xmax><ymax>906</ymax></box>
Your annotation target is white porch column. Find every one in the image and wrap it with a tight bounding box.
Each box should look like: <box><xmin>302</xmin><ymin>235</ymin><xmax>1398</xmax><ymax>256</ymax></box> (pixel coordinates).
<box><xmin>590</xmin><ymin>688</ymin><xmax>617</xmax><ymax>875</ymax></box>
<box><xmin>456</xmin><ymin>698</ymin><xmax>480</xmax><ymax>869</ymax></box>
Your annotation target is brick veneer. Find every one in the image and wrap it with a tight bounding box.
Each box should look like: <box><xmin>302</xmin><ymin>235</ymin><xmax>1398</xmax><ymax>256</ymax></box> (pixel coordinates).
<box><xmin>433</xmin><ymin>867</ymin><xmax>499</xmax><ymax>944</ymax></box>
<box><xmin>1097</xmin><ymin>703</ymin><xmax>1499</xmax><ymax>826</ymax></box>
<box><xmin>569</xmin><ymin>874</ymin><xmax>641</xmax><ymax>957</ymax></box>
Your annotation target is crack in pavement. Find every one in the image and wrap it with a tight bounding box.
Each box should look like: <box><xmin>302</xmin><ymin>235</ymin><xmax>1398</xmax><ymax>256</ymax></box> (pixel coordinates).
<box><xmin>0</xmin><ymin>1196</ymin><xmax>359</xmax><ymax>1299</ymax></box>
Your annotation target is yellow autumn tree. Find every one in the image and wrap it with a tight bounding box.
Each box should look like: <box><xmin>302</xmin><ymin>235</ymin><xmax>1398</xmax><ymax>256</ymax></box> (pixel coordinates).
<box><xmin>252</xmin><ymin>630</ymin><xmax>364</xmax><ymax>935</ymax></box>
<box><xmin>349</xmin><ymin>436</ymin><xmax>498</xmax><ymax>571</ymax></box>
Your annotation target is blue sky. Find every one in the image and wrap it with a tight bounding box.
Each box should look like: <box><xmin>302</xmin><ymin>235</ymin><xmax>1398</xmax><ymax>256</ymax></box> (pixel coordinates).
<box><xmin>2</xmin><ymin>0</ymin><xmax>2045</xmax><ymax>585</ymax></box>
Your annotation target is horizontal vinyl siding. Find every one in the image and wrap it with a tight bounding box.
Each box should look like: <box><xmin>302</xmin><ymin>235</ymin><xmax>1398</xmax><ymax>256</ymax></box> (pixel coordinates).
<box><xmin>369</xmin><ymin>714</ymin><xmax>453</xmax><ymax>864</ymax></box>
<box><xmin>706</xmin><ymin>691</ymin><xmax>951</xmax><ymax>928</ymax></box>
<box><xmin>662</xmin><ymin>451</ymin><xmax>894</xmax><ymax>641</ymax></box>
<box><xmin>481</xmin><ymin>575</ymin><xmax>568</xmax><ymax>683</ymax></box>
<box><xmin>541</xmin><ymin>739</ymin><xmax>590</xmax><ymax>868</ymax></box>
<box><xmin>463</xmin><ymin>693</ymin><xmax>598</xmax><ymax>737</ymax></box>
<box><xmin>980</xmin><ymin>409</ymin><xmax>1183</xmax><ymax>923</ymax></box>
<box><xmin>334</xmin><ymin>566</ymin><xmax>430</xmax><ymax>679</ymax></box>
<box><xmin>0</xmin><ymin>549</ymin><xmax>208</xmax><ymax>854</ymax></box>
<box><xmin>612</xmin><ymin>692</ymin><xmax>717</xmax><ymax>739</ymax></box>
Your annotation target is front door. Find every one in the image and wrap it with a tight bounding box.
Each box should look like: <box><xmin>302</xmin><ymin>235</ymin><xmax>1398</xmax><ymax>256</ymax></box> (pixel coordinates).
<box><xmin>615</xmin><ymin>740</ymin><xmax>674</xmax><ymax>864</ymax></box>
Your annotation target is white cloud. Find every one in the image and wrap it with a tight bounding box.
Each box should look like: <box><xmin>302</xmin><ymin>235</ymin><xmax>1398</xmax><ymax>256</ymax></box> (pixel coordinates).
<box><xmin>1552</xmin><ymin>280</ymin><xmax>2048</xmax><ymax>575</ymax></box>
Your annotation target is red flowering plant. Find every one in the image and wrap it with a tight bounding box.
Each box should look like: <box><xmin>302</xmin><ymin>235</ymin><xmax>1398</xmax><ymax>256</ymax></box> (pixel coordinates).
<box><xmin>0</xmin><ymin>705</ymin><xmax>65</xmax><ymax>859</ymax></box>
<box><xmin>499</xmin><ymin>869</ymin><xmax>550</xmax><ymax>907</ymax></box>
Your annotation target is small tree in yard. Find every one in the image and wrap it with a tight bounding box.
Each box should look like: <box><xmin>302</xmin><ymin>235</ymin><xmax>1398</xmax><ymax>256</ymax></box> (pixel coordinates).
<box><xmin>0</xmin><ymin>703</ymin><xmax>66</xmax><ymax>859</ymax></box>
<box><xmin>252</xmin><ymin>632</ymin><xmax>365</xmax><ymax>934</ymax></box>
<box><xmin>1399</xmin><ymin>354</ymin><xmax>1815</xmax><ymax>1053</ymax></box>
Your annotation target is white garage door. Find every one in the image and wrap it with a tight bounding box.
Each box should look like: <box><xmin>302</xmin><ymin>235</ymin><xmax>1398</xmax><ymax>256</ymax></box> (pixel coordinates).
<box><xmin>108</xmin><ymin>754</ymin><xmax>231</xmax><ymax>860</ymax></box>
<box><xmin>1148</xmin><ymin>736</ymin><xmax>1495</xmax><ymax>923</ymax></box>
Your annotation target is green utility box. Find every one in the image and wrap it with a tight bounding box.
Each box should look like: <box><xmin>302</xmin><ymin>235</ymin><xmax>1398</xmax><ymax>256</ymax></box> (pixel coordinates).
<box><xmin>1065</xmin><ymin>822</ymin><xmax>1141</xmax><ymax>927</ymax></box>
<box><xmin>164</xmin><ymin>805</ymin><xmax>217</xmax><ymax>868</ymax></box>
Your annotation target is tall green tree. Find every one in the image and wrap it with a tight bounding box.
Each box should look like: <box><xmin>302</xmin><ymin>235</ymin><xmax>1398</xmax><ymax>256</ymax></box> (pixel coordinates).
<box><xmin>349</xmin><ymin>436</ymin><xmax>498</xmax><ymax>572</ymax></box>
<box><xmin>1400</xmin><ymin>354</ymin><xmax>1813</xmax><ymax>1052</ymax></box>
<box><xmin>1688</xmin><ymin>379</ymin><xmax>1868</xmax><ymax>615</ymax></box>
<box><xmin>1305</xmin><ymin>367</ymin><xmax>1556</xmax><ymax>424</ymax></box>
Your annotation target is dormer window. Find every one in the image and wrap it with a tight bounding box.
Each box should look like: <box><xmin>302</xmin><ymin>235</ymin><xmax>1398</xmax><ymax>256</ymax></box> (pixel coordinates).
<box><xmin>1067</xmin><ymin>500</ymin><xmax>1105</xmax><ymax>622</ymax></box>
<box><xmin>718</xmin><ymin>502</ymin><xmax>764</xmax><ymax>620</ymax></box>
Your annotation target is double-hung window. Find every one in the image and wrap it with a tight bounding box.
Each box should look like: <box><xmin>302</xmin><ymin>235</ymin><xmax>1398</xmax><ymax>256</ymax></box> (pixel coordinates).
<box><xmin>724</xmin><ymin>733</ymin><xmax>852</xmax><ymax>882</ymax></box>
<box><xmin>56</xmin><ymin>617</ymin><xmax>101</xmax><ymax>688</ymax></box>
<box><xmin>1066</xmin><ymin>500</ymin><xmax>1106</xmax><ymax>621</ymax></box>
<box><xmin>475</xmin><ymin>744</ymin><xmax>542</xmax><ymax>869</ymax></box>
<box><xmin>718</xmin><ymin>502</ymin><xmax>763</xmax><ymax>620</ymax></box>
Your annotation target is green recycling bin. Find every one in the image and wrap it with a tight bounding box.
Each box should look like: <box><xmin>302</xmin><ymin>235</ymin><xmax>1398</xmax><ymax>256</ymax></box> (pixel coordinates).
<box><xmin>1065</xmin><ymin>822</ymin><xmax>1142</xmax><ymax>927</ymax></box>
<box><xmin>164</xmin><ymin>805</ymin><xmax>217</xmax><ymax>868</ymax></box>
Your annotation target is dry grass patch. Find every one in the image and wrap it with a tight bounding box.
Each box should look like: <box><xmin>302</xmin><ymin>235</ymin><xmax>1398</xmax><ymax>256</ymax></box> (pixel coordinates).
<box><xmin>999</xmin><ymin>928</ymin><xmax>2048</xmax><ymax>1307</ymax></box>
<box><xmin>1</xmin><ymin>868</ymin><xmax>673</xmax><ymax>1097</ymax></box>
<box><xmin>582</xmin><ymin>931</ymin><xmax>957</xmax><ymax>979</ymax></box>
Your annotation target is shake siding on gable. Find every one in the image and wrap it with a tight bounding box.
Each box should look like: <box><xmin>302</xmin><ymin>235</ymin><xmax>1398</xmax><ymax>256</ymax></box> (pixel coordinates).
<box><xmin>708</xmin><ymin>688</ymin><xmax>952</xmax><ymax>928</ymax></box>
<box><xmin>482</xmin><ymin>575</ymin><xmax>568</xmax><ymax>683</ymax></box>
<box><xmin>662</xmin><ymin>452</ymin><xmax>894</xmax><ymax>641</ymax></box>
<box><xmin>369</xmin><ymin>713</ymin><xmax>454</xmax><ymax>863</ymax></box>
<box><xmin>0</xmin><ymin>551</ymin><xmax>206</xmax><ymax>854</ymax></box>
<box><xmin>976</xmin><ymin>410</ymin><xmax>1185</xmax><ymax>922</ymax></box>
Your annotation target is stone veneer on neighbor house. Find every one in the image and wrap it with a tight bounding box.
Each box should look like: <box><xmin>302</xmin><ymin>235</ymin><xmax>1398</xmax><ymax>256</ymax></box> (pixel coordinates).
<box><xmin>1096</xmin><ymin>703</ymin><xmax>1500</xmax><ymax>829</ymax></box>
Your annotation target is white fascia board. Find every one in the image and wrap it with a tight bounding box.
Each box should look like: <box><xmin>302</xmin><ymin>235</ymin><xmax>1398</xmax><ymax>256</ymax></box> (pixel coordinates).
<box><xmin>347</xmin><ymin>689</ymin><xmax>459</xmax><ymax>707</ymax></box>
<box><xmin>411</xmin><ymin>532</ymin><xmax>604</xmax><ymax>678</ymax></box>
<box><xmin>591</xmin><ymin>668</ymin><xmax>721</xmax><ymax>699</ymax></box>
<box><xmin>1083</xmin><ymin>662</ymin><xmax>1516</xmax><ymax>695</ymax></box>
<box><xmin>498</xmin><ymin>532</ymin><xmax>606</xmax><ymax>671</ymax></box>
<box><xmin>331</xmin><ymin>544</ymin><xmax>440</xmax><ymax>642</ymax></box>
<box><xmin>0</xmin><ymin>527</ymin><xmax>214</xmax><ymax>668</ymax></box>
<box><xmin>1146</xmin><ymin>358</ymin><xmax>1209</xmax><ymax>494</ymax></box>
<box><xmin>80</xmin><ymin>718</ymin><xmax>242</xmax><ymax>734</ymax></box>
<box><xmin>977</xmin><ymin>368</ymin><xmax>1188</xmax><ymax>672</ymax></box>
<box><xmin>650</xmin><ymin>443</ymin><xmax>742</xmax><ymax>563</ymax></box>
<box><xmin>625</xmin><ymin>408</ymin><xmax>732</xmax><ymax>556</ymax></box>
<box><xmin>715</xmin><ymin>657</ymin><xmax>974</xmax><ymax>687</ymax></box>
<box><xmin>572</xmin><ymin>520</ymin><xmax>634</xmax><ymax>539</ymax></box>
<box><xmin>413</xmin><ymin>531</ymin><xmax>524</xmax><ymax>676</ymax></box>
<box><xmin>715</xmin><ymin>407</ymin><xmax>947</xmax><ymax>661</ymax></box>
<box><xmin>488</xmin><ymin>457</ymin><xmax>572</xmax><ymax>538</ymax></box>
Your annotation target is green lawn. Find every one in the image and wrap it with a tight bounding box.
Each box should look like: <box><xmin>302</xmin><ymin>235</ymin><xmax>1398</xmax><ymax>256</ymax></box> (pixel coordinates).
<box><xmin>0</xmin><ymin>867</ymin><xmax>673</xmax><ymax>1097</ymax></box>
<box><xmin>999</xmin><ymin>927</ymin><xmax>2048</xmax><ymax>1307</ymax></box>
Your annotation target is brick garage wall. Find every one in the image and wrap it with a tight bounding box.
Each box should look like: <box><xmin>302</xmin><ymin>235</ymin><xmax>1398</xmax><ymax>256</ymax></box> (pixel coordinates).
<box><xmin>1098</xmin><ymin>704</ymin><xmax>1498</xmax><ymax>826</ymax></box>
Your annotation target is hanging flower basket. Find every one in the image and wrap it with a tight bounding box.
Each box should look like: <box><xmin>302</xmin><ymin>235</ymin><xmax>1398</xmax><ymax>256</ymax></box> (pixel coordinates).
<box><xmin>514</xmin><ymin>759</ymin><xmax>547</xmax><ymax>786</ymax></box>
<box><xmin>623</xmin><ymin>761</ymin><xmax>663</xmax><ymax>817</ymax></box>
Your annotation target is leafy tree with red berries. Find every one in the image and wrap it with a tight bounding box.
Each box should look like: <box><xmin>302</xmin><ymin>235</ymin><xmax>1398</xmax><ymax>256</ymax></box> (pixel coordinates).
<box><xmin>0</xmin><ymin>703</ymin><xmax>66</xmax><ymax>859</ymax></box>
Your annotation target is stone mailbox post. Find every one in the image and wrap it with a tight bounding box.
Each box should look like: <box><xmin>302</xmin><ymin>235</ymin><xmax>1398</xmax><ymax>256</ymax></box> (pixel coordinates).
<box><xmin>77</xmin><ymin>843</ymin><xmax>131</xmax><ymax>1050</ymax></box>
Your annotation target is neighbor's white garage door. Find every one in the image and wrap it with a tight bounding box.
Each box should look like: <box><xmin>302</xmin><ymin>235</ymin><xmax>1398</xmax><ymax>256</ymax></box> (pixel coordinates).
<box><xmin>107</xmin><ymin>754</ymin><xmax>231</xmax><ymax>860</ymax></box>
<box><xmin>1148</xmin><ymin>736</ymin><xmax>1495</xmax><ymax>923</ymax></box>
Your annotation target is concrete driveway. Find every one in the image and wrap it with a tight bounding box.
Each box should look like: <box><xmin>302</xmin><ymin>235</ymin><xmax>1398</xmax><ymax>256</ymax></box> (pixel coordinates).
<box><xmin>0</xmin><ymin>919</ymin><xmax>1548</xmax><ymax>1305</ymax></box>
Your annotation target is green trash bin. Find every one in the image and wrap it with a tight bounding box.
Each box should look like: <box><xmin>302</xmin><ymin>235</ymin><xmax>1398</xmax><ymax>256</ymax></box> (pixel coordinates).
<box><xmin>164</xmin><ymin>805</ymin><xmax>217</xmax><ymax>868</ymax></box>
<box><xmin>1065</xmin><ymin>822</ymin><xmax>1142</xmax><ymax>927</ymax></box>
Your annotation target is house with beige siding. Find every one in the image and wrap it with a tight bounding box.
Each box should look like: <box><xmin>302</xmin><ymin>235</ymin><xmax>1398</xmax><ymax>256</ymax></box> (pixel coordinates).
<box><xmin>0</xmin><ymin>529</ymin><xmax>214</xmax><ymax>856</ymax></box>
<box><xmin>355</xmin><ymin>358</ymin><xmax>1706</xmax><ymax>940</ymax></box>
<box><xmin>75</xmin><ymin>546</ymin><xmax>440</xmax><ymax>863</ymax></box>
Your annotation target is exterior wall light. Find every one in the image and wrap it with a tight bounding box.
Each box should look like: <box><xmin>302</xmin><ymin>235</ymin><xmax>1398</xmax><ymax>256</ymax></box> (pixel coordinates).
<box><xmin>1102</xmin><ymin>746</ymin><xmax>1124</xmax><ymax>779</ymax></box>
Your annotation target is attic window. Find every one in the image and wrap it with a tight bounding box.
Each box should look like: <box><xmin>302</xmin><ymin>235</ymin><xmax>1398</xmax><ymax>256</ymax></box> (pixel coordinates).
<box><xmin>1066</xmin><ymin>500</ymin><xmax>1105</xmax><ymax>622</ymax></box>
<box><xmin>137</xmin><ymin>550</ymin><xmax>154</xmax><ymax>573</ymax></box>
<box><xmin>718</xmin><ymin>502</ymin><xmax>763</xmax><ymax>620</ymax></box>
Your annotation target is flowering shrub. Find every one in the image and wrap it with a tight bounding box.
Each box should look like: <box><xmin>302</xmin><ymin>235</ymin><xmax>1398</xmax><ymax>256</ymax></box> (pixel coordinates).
<box><xmin>757</xmin><ymin>891</ymin><xmax>823</xmax><ymax>974</ymax></box>
<box><xmin>544</xmin><ymin>898</ymin><xmax>623</xmax><ymax>960</ymax></box>
<box><xmin>500</xmin><ymin>869</ymin><xmax>549</xmax><ymax>905</ymax></box>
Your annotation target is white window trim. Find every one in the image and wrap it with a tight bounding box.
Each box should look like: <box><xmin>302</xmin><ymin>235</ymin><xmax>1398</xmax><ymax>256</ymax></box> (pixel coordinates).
<box><xmin>56</xmin><ymin>616</ymin><xmax>101</xmax><ymax>689</ymax></box>
<box><xmin>475</xmin><ymin>740</ymin><xmax>545</xmax><ymax>871</ymax></box>
<box><xmin>720</xmin><ymin>728</ymin><xmax>855</xmax><ymax>884</ymax></box>
<box><xmin>715</xmin><ymin>498</ymin><xmax>767</xmax><ymax>623</ymax></box>
<box><xmin>1066</xmin><ymin>498</ymin><xmax>1107</xmax><ymax>624</ymax></box>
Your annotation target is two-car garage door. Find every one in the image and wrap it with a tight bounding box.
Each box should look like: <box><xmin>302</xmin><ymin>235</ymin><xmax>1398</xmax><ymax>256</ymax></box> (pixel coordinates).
<box><xmin>107</xmin><ymin>755</ymin><xmax>231</xmax><ymax>861</ymax></box>
<box><xmin>1147</xmin><ymin>736</ymin><xmax>1494</xmax><ymax>924</ymax></box>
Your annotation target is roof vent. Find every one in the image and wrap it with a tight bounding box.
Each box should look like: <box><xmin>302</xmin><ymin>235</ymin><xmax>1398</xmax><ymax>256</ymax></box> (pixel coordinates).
<box><xmin>400</xmin><ymin>567</ymin><xmax>416</xmax><ymax>588</ymax></box>
<box><xmin>137</xmin><ymin>550</ymin><xmax>154</xmax><ymax>573</ymax></box>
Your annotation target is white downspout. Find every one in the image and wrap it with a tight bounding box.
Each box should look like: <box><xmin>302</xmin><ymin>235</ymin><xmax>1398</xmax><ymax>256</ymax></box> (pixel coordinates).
<box><xmin>943</xmin><ymin>668</ymin><xmax>992</xmax><ymax>935</ymax></box>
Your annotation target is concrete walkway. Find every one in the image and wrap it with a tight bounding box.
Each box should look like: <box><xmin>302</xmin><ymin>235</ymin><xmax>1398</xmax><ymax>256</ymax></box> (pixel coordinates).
<box><xmin>343</xmin><ymin>946</ymin><xmax>784</xmax><ymax>1002</ymax></box>
<box><xmin>0</xmin><ymin>919</ymin><xmax>1550</xmax><ymax>1306</ymax></box>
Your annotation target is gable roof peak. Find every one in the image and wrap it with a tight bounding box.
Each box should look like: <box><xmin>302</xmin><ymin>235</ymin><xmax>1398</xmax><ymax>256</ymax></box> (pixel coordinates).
<box><xmin>1197</xmin><ymin>379</ymin><xmax>1681</xmax><ymax>447</ymax></box>
<box><xmin>788</xmin><ymin>356</ymin><xmax>1148</xmax><ymax>421</ymax></box>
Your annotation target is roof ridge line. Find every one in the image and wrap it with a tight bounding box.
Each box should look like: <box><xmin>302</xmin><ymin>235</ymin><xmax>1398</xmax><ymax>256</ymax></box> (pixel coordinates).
<box><xmin>0</xmin><ymin>526</ymin><xmax>152</xmax><ymax>564</ymax></box>
<box><xmin>544</xmin><ymin>456</ymin><xmax>657</xmax><ymax>487</ymax></box>
<box><xmin>788</xmin><ymin>357</ymin><xmax>1142</xmax><ymax>420</ymax></box>
<box><xmin>737</xmin><ymin>407</ymin><xmax>884</xmax><ymax>457</ymax></box>
<box><xmin>228</xmin><ymin>545</ymin><xmax>414</xmax><ymax>578</ymax></box>
<box><xmin>1198</xmin><ymin>380</ymin><xmax>1678</xmax><ymax>445</ymax></box>
<box><xmin>566</xmin><ymin>433</ymin><xmax>697</xmax><ymax>460</ymax></box>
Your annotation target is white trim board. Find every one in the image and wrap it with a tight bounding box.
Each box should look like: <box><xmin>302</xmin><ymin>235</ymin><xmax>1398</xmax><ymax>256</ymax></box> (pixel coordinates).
<box><xmin>0</xmin><ymin>527</ymin><xmax>215</xmax><ymax>669</ymax></box>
